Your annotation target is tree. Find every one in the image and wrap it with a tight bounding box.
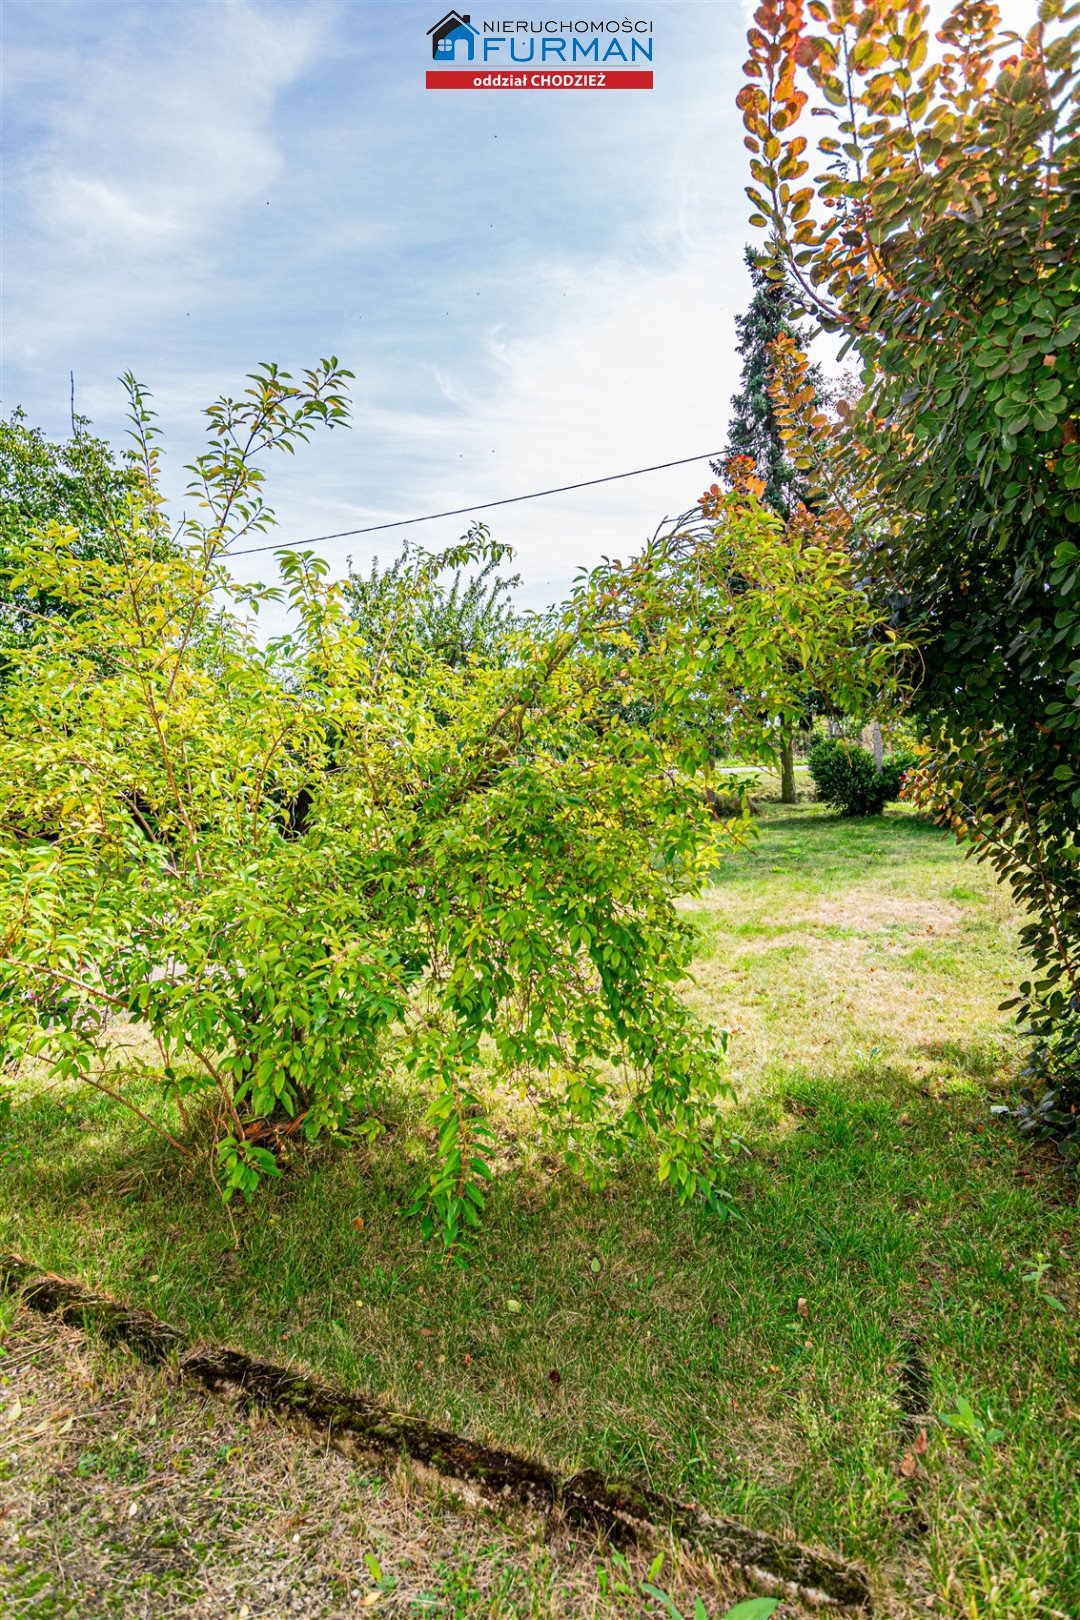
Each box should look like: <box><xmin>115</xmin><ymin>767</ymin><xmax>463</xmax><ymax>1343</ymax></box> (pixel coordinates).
<box><xmin>0</xmin><ymin>409</ymin><xmax>148</xmax><ymax>683</ymax></box>
<box><xmin>344</xmin><ymin>536</ymin><xmax>520</xmax><ymax>677</ymax></box>
<box><xmin>696</xmin><ymin>453</ymin><xmax>901</xmax><ymax>785</ymax></box>
<box><xmin>715</xmin><ymin>251</ymin><xmax>830</xmax><ymax>801</ymax></box>
<box><xmin>716</xmin><ymin>246</ymin><xmax>813</xmax><ymax>520</ymax></box>
<box><xmin>0</xmin><ymin>363</ymin><xmax>892</xmax><ymax>1248</ymax></box>
<box><xmin>739</xmin><ymin>0</ymin><xmax>1080</xmax><ymax>1139</ymax></box>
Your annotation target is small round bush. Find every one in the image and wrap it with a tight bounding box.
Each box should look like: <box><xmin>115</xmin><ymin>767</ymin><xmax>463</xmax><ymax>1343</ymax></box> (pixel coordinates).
<box><xmin>808</xmin><ymin>736</ymin><xmax>909</xmax><ymax>816</ymax></box>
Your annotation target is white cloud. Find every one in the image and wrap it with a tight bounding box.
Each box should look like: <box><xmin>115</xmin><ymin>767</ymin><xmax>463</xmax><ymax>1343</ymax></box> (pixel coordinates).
<box><xmin>229</xmin><ymin>210</ymin><xmax>753</xmax><ymax>617</ymax></box>
<box><xmin>2</xmin><ymin>1</ymin><xmax>763</xmax><ymax>628</ymax></box>
<box><xmin>3</xmin><ymin>0</ymin><xmax>331</xmax><ymax>366</ymax></box>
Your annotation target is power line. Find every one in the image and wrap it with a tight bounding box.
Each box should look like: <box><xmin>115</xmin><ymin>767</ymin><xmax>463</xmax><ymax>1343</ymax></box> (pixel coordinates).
<box><xmin>228</xmin><ymin>450</ymin><xmax>723</xmax><ymax>558</ymax></box>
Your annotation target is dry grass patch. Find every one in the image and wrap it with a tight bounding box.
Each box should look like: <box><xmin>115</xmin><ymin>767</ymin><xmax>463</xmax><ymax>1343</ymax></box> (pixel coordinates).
<box><xmin>0</xmin><ymin>1313</ymin><xmax>745</xmax><ymax>1620</ymax></box>
<box><xmin>793</xmin><ymin>895</ymin><xmax>963</xmax><ymax>935</ymax></box>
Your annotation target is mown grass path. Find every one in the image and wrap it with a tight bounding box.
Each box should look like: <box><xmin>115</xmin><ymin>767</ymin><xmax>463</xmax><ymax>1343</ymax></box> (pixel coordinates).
<box><xmin>2</xmin><ymin>804</ymin><xmax>1077</xmax><ymax>1618</ymax></box>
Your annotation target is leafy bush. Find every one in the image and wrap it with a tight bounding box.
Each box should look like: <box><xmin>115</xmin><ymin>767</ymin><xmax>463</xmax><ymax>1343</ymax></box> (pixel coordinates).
<box><xmin>807</xmin><ymin>738</ymin><xmax>914</xmax><ymax>817</ymax></box>
<box><xmin>1011</xmin><ymin>1021</ymin><xmax>1080</xmax><ymax>1162</ymax></box>
<box><xmin>808</xmin><ymin>737</ymin><xmax>896</xmax><ymax>817</ymax></box>
<box><xmin>0</xmin><ymin>368</ymin><xmax>896</xmax><ymax>1249</ymax></box>
<box><xmin>0</xmin><ymin>408</ymin><xmax>153</xmax><ymax>686</ymax></box>
<box><xmin>345</xmin><ymin>540</ymin><xmax>519</xmax><ymax>675</ymax></box>
<box><xmin>704</xmin><ymin>785</ymin><xmax>758</xmax><ymax>819</ymax></box>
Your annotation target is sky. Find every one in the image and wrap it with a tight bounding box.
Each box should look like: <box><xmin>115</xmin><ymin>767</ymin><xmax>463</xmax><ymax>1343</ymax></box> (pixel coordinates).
<box><xmin>0</xmin><ymin>0</ymin><xmax>1034</xmax><ymax>619</ymax></box>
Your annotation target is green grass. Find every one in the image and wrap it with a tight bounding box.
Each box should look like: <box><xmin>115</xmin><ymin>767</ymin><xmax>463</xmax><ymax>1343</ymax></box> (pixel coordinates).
<box><xmin>2</xmin><ymin>803</ymin><xmax>1078</xmax><ymax>1618</ymax></box>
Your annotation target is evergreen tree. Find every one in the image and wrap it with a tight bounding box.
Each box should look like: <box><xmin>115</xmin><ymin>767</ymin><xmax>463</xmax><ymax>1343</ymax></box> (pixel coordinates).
<box><xmin>713</xmin><ymin>250</ymin><xmax>822</xmax><ymax>799</ymax></box>
<box><xmin>714</xmin><ymin>248</ymin><xmax>812</xmax><ymax>518</ymax></box>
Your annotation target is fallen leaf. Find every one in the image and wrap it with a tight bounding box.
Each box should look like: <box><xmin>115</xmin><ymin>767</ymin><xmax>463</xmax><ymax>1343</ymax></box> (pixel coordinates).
<box><xmin>797</xmin><ymin>1297</ymin><xmax>810</xmax><ymax>1319</ymax></box>
<box><xmin>899</xmin><ymin>1451</ymin><xmax>917</xmax><ymax>1478</ymax></box>
<box><xmin>352</xmin><ymin>1217</ymin><xmax>364</xmax><ymax>1230</ymax></box>
<box><xmin>914</xmin><ymin>1427</ymin><xmax>929</xmax><ymax>1454</ymax></box>
<box><xmin>505</xmin><ymin>1299</ymin><xmax>522</xmax><ymax>1314</ymax></box>
<box><xmin>2</xmin><ymin>1400</ymin><xmax>21</xmax><ymax>1425</ymax></box>
<box><xmin>463</xmin><ymin>1354</ymin><xmax>473</xmax><ymax>1365</ymax></box>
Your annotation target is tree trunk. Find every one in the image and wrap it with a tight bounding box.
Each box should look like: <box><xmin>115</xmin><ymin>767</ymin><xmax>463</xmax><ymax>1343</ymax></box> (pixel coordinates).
<box><xmin>871</xmin><ymin>719</ymin><xmax>884</xmax><ymax>775</ymax></box>
<box><xmin>779</xmin><ymin>729</ymin><xmax>797</xmax><ymax>804</ymax></box>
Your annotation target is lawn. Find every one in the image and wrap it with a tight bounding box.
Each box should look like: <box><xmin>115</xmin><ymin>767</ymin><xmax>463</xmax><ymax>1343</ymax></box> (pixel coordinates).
<box><xmin>2</xmin><ymin>801</ymin><xmax>1077</xmax><ymax>1619</ymax></box>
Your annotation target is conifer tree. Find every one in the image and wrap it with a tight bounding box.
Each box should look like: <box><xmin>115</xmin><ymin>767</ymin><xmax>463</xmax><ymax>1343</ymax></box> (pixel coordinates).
<box><xmin>714</xmin><ymin>247</ymin><xmax>806</xmax><ymax>520</ymax></box>
<box><xmin>715</xmin><ymin>249</ymin><xmax>820</xmax><ymax>799</ymax></box>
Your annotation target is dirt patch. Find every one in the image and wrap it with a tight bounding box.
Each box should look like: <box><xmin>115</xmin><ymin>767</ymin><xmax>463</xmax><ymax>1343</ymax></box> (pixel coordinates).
<box><xmin>792</xmin><ymin>895</ymin><xmax>962</xmax><ymax>936</ymax></box>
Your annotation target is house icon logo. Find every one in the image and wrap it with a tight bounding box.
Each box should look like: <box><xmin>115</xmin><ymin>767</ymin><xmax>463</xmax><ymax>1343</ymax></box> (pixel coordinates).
<box><xmin>428</xmin><ymin>10</ymin><xmax>478</xmax><ymax>62</ymax></box>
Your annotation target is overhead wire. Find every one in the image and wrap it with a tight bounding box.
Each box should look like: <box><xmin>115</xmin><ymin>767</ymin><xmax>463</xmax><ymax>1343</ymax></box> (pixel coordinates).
<box><xmin>227</xmin><ymin>450</ymin><xmax>722</xmax><ymax>557</ymax></box>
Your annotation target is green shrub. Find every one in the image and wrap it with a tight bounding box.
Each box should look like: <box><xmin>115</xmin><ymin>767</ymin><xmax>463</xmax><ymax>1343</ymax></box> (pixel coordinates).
<box><xmin>991</xmin><ymin>1019</ymin><xmax>1080</xmax><ymax>1168</ymax></box>
<box><xmin>808</xmin><ymin>737</ymin><xmax>911</xmax><ymax>817</ymax></box>
<box><xmin>878</xmin><ymin>746</ymin><xmax>918</xmax><ymax>804</ymax></box>
<box><xmin>0</xmin><ymin>371</ymin><xmax>894</xmax><ymax>1248</ymax></box>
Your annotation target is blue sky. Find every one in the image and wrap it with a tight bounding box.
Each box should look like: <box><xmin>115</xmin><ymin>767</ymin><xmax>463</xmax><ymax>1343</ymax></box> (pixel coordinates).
<box><xmin>0</xmin><ymin>0</ymin><xmax>1030</xmax><ymax>613</ymax></box>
